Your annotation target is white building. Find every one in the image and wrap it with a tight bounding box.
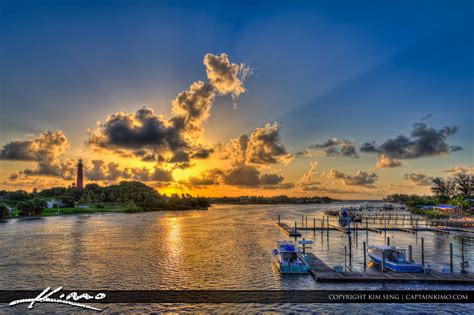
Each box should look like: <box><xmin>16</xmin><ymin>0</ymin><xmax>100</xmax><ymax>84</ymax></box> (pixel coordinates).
<box><xmin>46</xmin><ymin>199</ymin><xmax>65</xmax><ymax>209</ymax></box>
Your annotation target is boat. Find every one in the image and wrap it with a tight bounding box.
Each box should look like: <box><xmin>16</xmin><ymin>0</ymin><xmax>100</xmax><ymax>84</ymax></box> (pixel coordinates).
<box><xmin>272</xmin><ymin>240</ymin><xmax>310</xmax><ymax>273</ymax></box>
<box><xmin>338</xmin><ymin>208</ymin><xmax>351</xmax><ymax>227</ymax></box>
<box><xmin>367</xmin><ymin>245</ymin><xmax>423</xmax><ymax>273</ymax></box>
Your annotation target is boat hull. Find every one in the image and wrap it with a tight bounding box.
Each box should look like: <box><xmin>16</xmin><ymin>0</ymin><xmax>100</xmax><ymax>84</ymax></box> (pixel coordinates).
<box><xmin>368</xmin><ymin>253</ymin><xmax>423</xmax><ymax>273</ymax></box>
<box><xmin>272</xmin><ymin>256</ymin><xmax>309</xmax><ymax>274</ymax></box>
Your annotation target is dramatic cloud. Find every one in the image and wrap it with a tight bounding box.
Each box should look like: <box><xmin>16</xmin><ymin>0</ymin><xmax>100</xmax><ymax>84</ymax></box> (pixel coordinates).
<box><xmin>185</xmin><ymin>165</ymin><xmax>292</xmax><ymax>189</ymax></box>
<box><xmin>86</xmin><ymin>160</ymin><xmax>173</xmax><ymax>183</ymax></box>
<box><xmin>171</xmin><ymin>81</ymin><xmax>215</xmax><ymax>135</ymax></box>
<box><xmin>360</xmin><ymin>122</ymin><xmax>461</xmax><ymax>168</ymax></box>
<box><xmin>88</xmin><ymin>53</ymin><xmax>250</xmax><ymax>167</ymax></box>
<box><xmin>306</xmin><ymin>138</ymin><xmax>358</xmax><ymax>159</ymax></box>
<box><xmin>328</xmin><ymin>169</ymin><xmax>378</xmax><ymax>187</ymax></box>
<box><xmin>203</xmin><ymin>53</ymin><xmax>249</xmax><ymax>99</ymax></box>
<box><xmin>298</xmin><ymin>162</ymin><xmax>321</xmax><ymax>191</ymax></box>
<box><xmin>0</xmin><ymin>130</ymin><xmax>69</xmax><ymax>161</ymax></box>
<box><xmin>404</xmin><ymin>173</ymin><xmax>433</xmax><ymax>186</ymax></box>
<box><xmin>221</xmin><ymin>122</ymin><xmax>293</xmax><ymax>166</ymax></box>
<box><xmin>376</xmin><ymin>154</ymin><xmax>402</xmax><ymax>168</ymax></box>
<box><xmin>444</xmin><ymin>166</ymin><xmax>474</xmax><ymax>175</ymax></box>
<box><xmin>309</xmin><ymin>137</ymin><xmax>341</xmax><ymax>149</ymax></box>
<box><xmin>1</xmin><ymin>131</ymin><xmax>77</xmax><ymax>180</ymax></box>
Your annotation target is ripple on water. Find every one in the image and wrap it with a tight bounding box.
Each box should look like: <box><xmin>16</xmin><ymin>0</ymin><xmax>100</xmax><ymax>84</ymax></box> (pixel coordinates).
<box><xmin>0</xmin><ymin>203</ymin><xmax>473</xmax><ymax>313</ymax></box>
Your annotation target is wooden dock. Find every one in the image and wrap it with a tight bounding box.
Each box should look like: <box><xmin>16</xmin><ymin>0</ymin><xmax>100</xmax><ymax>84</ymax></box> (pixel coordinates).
<box><xmin>276</xmin><ymin>223</ymin><xmax>302</xmax><ymax>237</ymax></box>
<box><xmin>310</xmin><ymin>269</ymin><xmax>474</xmax><ymax>284</ymax></box>
<box><xmin>306</xmin><ymin>253</ymin><xmax>474</xmax><ymax>284</ymax></box>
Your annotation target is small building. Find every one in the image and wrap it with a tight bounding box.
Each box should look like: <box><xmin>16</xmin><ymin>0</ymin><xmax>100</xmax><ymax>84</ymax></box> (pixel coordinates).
<box><xmin>433</xmin><ymin>204</ymin><xmax>460</xmax><ymax>214</ymax></box>
<box><xmin>47</xmin><ymin>199</ymin><xmax>65</xmax><ymax>209</ymax></box>
<box><xmin>419</xmin><ymin>205</ymin><xmax>434</xmax><ymax>210</ymax></box>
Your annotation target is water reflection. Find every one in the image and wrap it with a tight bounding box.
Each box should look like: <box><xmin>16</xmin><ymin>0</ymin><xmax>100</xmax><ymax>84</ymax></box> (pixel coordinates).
<box><xmin>0</xmin><ymin>204</ymin><xmax>472</xmax><ymax>313</ymax></box>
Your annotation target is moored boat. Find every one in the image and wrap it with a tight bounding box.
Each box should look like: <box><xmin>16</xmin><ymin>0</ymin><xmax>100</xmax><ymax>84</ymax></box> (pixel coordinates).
<box><xmin>272</xmin><ymin>241</ymin><xmax>310</xmax><ymax>273</ymax></box>
<box><xmin>367</xmin><ymin>245</ymin><xmax>423</xmax><ymax>273</ymax></box>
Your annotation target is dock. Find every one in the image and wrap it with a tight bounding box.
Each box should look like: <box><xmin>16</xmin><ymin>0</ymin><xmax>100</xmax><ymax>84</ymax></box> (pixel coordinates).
<box><xmin>309</xmin><ymin>269</ymin><xmax>474</xmax><ymax>284</ymax></box>
<box><xmin>276</xmin><ymin>223</ymin><xmax>302</xmax><ymax>237</ymax></box>
<box><xmin>305</xmin><ymin>254</ymin><xmax>474</xmax><ymax>284</ymax></box>
<box><xmin>277</xmin><ymin>215</ymin><xmax>474</xmax><ymax>284</ymax></box>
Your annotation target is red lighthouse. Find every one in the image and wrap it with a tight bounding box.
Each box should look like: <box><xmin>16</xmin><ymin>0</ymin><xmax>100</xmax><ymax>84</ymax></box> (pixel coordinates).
<box><xmin>76</xmin><ymin>159</ymin><xmax>84</xmax><ymax>191</ymax></box>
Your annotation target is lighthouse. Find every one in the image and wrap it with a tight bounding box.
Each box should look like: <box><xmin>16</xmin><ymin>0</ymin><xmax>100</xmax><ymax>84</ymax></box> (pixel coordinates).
<box><xmin>76</xmin><ymin>159</ymin><xmax>84</xmax><ymax>191</ymax></box>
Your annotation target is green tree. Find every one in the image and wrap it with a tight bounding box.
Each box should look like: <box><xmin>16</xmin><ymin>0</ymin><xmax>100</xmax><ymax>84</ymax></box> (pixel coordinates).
<box><xmin>0</xmin><ymin>203</ymin><xmax>9</xmax><ymax>219</ymax></box>
<box><xmin>448</xmin><ymin>195</ymin><xmax>469</xmax><ymax>210</ymax></box>
<box><xmin>431</xmin><ymin>177</ymin><xmax>456</xmax><ymax>203</ymax></box>
<box><xmin>453</xmin><ymin>173</ymin><xmax>472</xmax><ymax>197</ymax></box>
<box><xmin>17</xmin><ymin>198</ymin><xmax>47</xmax><ymax>216</ymax></box>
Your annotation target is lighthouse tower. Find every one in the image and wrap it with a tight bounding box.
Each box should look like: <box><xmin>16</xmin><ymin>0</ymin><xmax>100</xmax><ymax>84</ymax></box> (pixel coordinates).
<box><xmin>76</xmin><ymin>159</ymin><xmax>84</xmax><ymax>191</ymax></box>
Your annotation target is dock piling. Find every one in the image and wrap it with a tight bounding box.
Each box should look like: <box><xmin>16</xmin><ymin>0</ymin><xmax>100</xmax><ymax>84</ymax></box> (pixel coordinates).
<box><xmin>294</xmin><ymin>221</ymin><xmax>297</xmax><ymax>241</ymax></box>
<box><xmin>344</xmin><ymin>246</ymin><xmax>347</xmax><ymax>272</ymax></box>
<box><xmin>408</xmin><ymin>245</ymin><xmax>413</xmax><ymax>262</ymax></box>
<box><xmin>278</xmin><ymin>214</ymin><xmax>280</xmax><ymax>224</ymax></box>
<box><xmin>365</xmin><ymin>221</ymin><xmax>369</xmax><ymax>243</ymax></box>
<box><xmin>363</xmin><ymin>241</ymin><xmax>367</xmax><ymax>271</ymax></box>
<box><xmin>421</xmin><ymin>237</ymin><xmax>425</xmax><ymax>266</ymax></box>
<box><xmin>387</xmin><ymin>236</ymin><xmax>390</xmax><ymax>246</ymax></box>
<box><xmin>381</xmin><ymin>250</ymin><xmax>385</xmax><ymax>273</ymax></box>
<box><xmin>450</xmin><ymin>243</ymin><xmax>453</xmax><ymax>273</ymax></box>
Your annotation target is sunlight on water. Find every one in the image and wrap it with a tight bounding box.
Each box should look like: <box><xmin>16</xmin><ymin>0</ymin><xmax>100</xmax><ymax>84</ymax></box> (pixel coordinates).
<box><xmin>0</xmin><ymin>203</ymin><xmax>472</xmax><ymax>313</ymax></box>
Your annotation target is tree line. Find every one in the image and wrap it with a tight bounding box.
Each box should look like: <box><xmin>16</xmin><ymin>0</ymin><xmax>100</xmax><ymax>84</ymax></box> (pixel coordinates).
<box><xmin>0</xmin><ymin>181</ymin><xmax>210</xmax><ymax>218</ymax></box>
<box><xmin>385</xmin><ymin>173</ymin><xmax>473</xmax><ymax>210</ymax></box>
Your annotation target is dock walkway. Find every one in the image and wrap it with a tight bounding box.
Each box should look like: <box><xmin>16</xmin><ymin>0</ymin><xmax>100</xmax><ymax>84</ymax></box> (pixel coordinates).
<box><xmin>276</xmin><ymin>223</ymin><xmax>301</xmax><ymax>237</ymax></box>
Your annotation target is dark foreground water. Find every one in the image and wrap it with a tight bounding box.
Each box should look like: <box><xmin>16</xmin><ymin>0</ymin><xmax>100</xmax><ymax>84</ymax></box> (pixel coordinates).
<box><xmin>1</xmin><ymin>203</ymin><xmax>473</xmax><ymax>313</ymax></box>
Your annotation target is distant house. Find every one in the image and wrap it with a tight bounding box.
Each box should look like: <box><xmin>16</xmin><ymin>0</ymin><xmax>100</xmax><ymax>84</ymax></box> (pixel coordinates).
<box><xmin>46</xmin><ymin>199</ymin><xmax>65</xmax><ymax>208</ymax></box>
<box><xmin>420</xmin><ymin>205</ymin><xmax>434</xmax><ymax>210</ymax></box>
<box><xmin>433</xmin><ymin>204</ymin><xmax>460</xmax><ymax>214</ymax></box>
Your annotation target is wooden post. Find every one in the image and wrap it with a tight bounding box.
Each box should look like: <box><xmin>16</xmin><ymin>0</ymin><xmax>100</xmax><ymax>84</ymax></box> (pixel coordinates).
<box><xmin>344</xmin><ymin>246</ymin><xmax>347</xmax><ymax>272</ymax></box>
<box><xmin>294</xmin><ymin>221</ymin><xmax>297</xmax><ymax>241</ymax></box>
<box><xmin>450</xmin><ymin>243</ymin><xmax>453</xmax><ymax>273</ymax></box>
<box><xmin>366</xmin><ymin>220</ymin><xmax>369</xmax><ymax>243</ymax></box>
<box><xmin>321</xmin><ymin>217</ymin><xmax>324</xmax><ymax>238</ymax></box>
<box><xmin>354</xmin><ymin>223</ymin><xmax>359</xmax><ymax>247</ymax></box>
<box><xmin>408</xmin><ymin>245</ymin><xmax>413</xmax><ymax>262</ymax></box>
<box><xmin>421</xmin><ymin>237</ymin><xmax>425</xmax><ymax>266</ymax></box>
<box><xmin>348</xmin><ymin>228</ymin><xmax>352</xmax><ymax>268</ymax></box>
<box><xmin>306</xmin><ymin>216</ymin><xmax>308</xmax><ymax>227</ymax></box>
<box><xmin>387</xmin><ymin>236</ymin><xmax>390</xmax><ymax>246</ymax></box>
<box><xmin>384</xmin><ymin>219</ymin><xmax>387</xmax><ymax>239</ymax></box>
<box><xmin>381</xmin><ymin>250</ymin><xmax>385</xmax><ymax>272</ymax></box>
<box><xmin>326</xmin><ymin>216</ymin><xmax>329</xmax><ymax>239</ymax></box>
<box><xmin>278</xmin><ymin>214</ymin><xmax>281</xmax><ymax>224</ymax></box>
<box><xmin>313</xmin><ymin>217</ymin><xmax>316</xmax><ymax>229</ymax></box>
<box><xmin>363</xmin><ymin>241</ymin><xmax>367</xmax><ymax>271</ymax></box>
<box><xmin>403</xmin><ymin>215</ymin><xmax>405</xmax><ymax>226</ymax></box>
<box><xmin>302</xmin><ymin>215</ymin><xmax>304</xmax><ymax>227</ymax></box>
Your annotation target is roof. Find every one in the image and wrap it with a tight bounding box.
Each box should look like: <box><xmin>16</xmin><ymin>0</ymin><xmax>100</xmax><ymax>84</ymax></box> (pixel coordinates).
<box><xmin>369</xmin><ymin>245</ymin><xmax>401</xmax><ymax>251</ymax></box>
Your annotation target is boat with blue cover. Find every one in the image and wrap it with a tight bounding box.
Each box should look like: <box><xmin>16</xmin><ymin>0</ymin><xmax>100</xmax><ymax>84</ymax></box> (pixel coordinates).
<box><xmin>272</xmin><ymin>241</ymin><xmax>310</xmax><ymax>273</ymax></box>
<box><xmin>367</xmin><ymin>245</ymin><xmax>423</xmax><ymax>273</ymax></box>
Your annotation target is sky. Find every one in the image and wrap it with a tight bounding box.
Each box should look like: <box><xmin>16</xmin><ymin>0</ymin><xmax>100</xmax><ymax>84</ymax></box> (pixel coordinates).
<box><xmin>0</xmin><ymin>0</ymin><xmax>472</xmax><ymax>199</ymax></box>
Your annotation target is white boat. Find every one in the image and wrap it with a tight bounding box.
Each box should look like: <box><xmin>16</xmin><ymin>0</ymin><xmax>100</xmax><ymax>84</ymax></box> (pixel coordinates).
<box><xmin>272</xmin><ymin>241</ymin><xmax>310</xmax><ymax>273</ymax></box>
<box><xmin>367</xmin><ymin>245</ymin><xmax>423</xmax><ymax>273</ymax></box>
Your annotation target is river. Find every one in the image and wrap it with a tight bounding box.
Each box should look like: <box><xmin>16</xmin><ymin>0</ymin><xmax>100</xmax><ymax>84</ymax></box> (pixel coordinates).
<box><xmin>0</xmin><ymin>203</ymin><xmax>472</xmax><ymax>313</ymax></box>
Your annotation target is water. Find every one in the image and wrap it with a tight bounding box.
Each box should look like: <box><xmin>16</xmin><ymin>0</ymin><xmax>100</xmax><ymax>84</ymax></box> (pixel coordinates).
<box><xmin>1</xmin><ymin>203</ymin><xmax>472</xmax><ymax>313</ymax></box>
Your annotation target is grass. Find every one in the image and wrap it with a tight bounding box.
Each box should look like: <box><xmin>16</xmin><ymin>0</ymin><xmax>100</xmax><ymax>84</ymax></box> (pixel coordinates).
<box><xmin>7</xmin><ymin>203</ymin><xmax>129</xmax><ymax>218</ymax></box>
